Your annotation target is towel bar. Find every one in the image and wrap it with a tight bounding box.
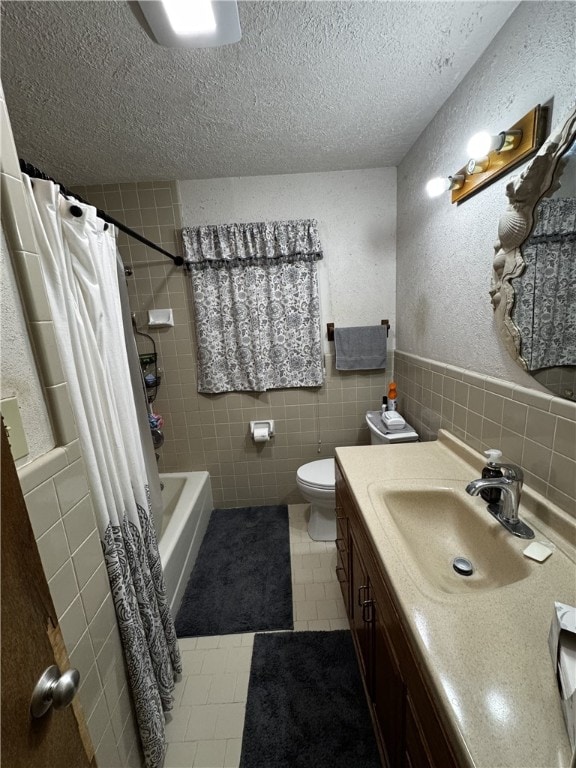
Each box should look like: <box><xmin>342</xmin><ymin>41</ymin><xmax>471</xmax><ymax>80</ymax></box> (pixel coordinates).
<box><xmin>327</xmin><ymin>320</ymin><xmax>389</xmax><ymax>341</ymax></box>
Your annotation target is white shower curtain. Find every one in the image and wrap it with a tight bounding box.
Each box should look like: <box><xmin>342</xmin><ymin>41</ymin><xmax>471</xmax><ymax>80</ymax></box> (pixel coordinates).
<box><xmin>22</xmin><ymin>177</ymin><xmax>181</xmax><ymax>768</ymax></box>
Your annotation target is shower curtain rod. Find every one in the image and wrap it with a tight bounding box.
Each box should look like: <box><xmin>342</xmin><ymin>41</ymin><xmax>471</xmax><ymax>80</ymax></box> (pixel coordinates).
<box><xmin>19</xmin><ymin>160</ymin><xmax>184</xmax><ymax>267</ymax></box>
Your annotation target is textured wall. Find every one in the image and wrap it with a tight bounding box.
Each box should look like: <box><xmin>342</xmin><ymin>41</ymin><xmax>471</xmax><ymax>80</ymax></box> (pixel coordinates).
<box><xmin>74</xmin><ymin>170</ymin><xmax>394</xmax><ymax>507</ymax></box>
<box><xmin>395</xmin><ymin>1</ymin><xmax>576</xmax><ymax>516</ymax></box>
<box><xmin>396</xmin><ymin>1</ymin><xmax>576</xmax><ymax>385</ymax></box>
<box><xmin>178</xmin><ymin>168</ymin><xmax>397</xmax><ymax>349</ymax></box>
<box><xmin>0</xmin><ymin>222</ymin><xmax>54</xmax><ymax>464</ymax></box>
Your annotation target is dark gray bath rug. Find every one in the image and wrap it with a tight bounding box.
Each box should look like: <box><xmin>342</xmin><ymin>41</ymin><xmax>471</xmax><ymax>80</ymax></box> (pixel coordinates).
<box><xmin>174</xmin><ymin>505</ymin><xmax>293</xmax><ymax>637</ymax></box>
<box><xmin>240</xmin><ymin>630</ymin><xmax>381</xmax><ymax>768</ymax></box>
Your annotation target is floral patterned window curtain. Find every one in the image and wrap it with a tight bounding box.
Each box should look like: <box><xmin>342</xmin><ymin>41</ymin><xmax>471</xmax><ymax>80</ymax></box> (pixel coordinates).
<box><xmin>512</xmin><ymin>197</ymin><xmax>576</xmax><ymax>370</ymax></box>
<box><xmin>182</xmin><ymin>219</ymin><xmax>325</xmax><ymax>393</ymax></box>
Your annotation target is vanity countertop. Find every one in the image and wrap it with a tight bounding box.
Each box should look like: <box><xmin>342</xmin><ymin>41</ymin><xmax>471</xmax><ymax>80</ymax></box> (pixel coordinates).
<box><xmin>336</xmin><ymin>430</ymin><xmax>576</xmax><ymax>768</ymax></box>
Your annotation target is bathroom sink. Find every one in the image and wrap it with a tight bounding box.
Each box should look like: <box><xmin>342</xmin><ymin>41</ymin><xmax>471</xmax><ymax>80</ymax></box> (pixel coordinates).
<box><xmin>368</xmin><ymin>480</ymin><xmax>534</xmax><ymax>595</ymax></box>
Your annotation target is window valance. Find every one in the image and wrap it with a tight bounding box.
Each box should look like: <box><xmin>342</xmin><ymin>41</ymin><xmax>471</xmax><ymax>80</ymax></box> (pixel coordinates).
<box><xmin>182</xmin><ymin>218</ymin><xmax>323</xmax><ymax>270</ymax></box>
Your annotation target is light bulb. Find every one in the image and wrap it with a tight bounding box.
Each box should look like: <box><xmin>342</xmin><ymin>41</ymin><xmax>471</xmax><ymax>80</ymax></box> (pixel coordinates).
<box><xmin>163</xmin><ymin>0</ymin><xmax>216</xmax><ymax>35</ymax></box>
<box><xmin>425</xmin><ymin>177</ymin><xmax>451</xmax><ymax>198</ymax></box>
<box><xmin>425</xmin><ymin>175</ymin><xmax>464</xmax><ymax>198</ymax></box>
<box><xmin>467</xmin><ymin>132</ymin><xmax>501</xmax><ymax>159</ymax></box>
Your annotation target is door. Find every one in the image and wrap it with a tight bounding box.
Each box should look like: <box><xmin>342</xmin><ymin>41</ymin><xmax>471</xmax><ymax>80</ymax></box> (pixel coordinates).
<box><xmin>1</xmin><ymin>421</ymin><xmax>95</xmax><ymax>767</ymax></box>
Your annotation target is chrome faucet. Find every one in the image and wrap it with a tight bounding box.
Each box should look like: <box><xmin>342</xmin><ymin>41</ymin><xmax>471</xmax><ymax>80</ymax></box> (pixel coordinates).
<box><xmin>466</xmin><ymin>464</ymin><xmax>534</xmax><ymax>539</ymax></box>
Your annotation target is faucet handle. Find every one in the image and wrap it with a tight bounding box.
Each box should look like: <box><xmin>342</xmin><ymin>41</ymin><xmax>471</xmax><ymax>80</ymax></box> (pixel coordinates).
<box><xmin>500</xmin><ymin>464</ymin><xmax>524</xmax><ymax>483</ymax></box>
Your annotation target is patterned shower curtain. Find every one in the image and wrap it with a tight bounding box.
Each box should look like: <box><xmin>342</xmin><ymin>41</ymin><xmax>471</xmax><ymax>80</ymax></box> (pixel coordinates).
<box><xmin>182</xmin><ymin>219</ymin><xmax>325</xmax><ymax>393</ymax></box>
<box><xmin>512</xmin><ymin>197</ymin><xmax>576</xmax><ymax>370</ymax></box>
<box><xmin>22</xmin><ymin>176</ymin><xmax>181</xmax><ymax>768</ymax></box>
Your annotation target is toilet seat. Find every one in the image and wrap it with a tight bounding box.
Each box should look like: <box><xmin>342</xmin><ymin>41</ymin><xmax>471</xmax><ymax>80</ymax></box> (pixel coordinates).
<box><xmin>296</xmin><ymin>458</ymin><xmax>335</xmax><ymax>490</ymax></box>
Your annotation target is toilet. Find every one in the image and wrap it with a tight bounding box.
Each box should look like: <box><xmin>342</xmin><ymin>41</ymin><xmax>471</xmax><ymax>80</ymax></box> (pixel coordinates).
<box><xmin>296</xmin><ymin>458</ymin><xmax>336</xmax><ymax>541</ymax></box>
<box><xmin>296</xmin><ymin>411</ymin><xmax>419</xmax><ymax>541</ymax></box>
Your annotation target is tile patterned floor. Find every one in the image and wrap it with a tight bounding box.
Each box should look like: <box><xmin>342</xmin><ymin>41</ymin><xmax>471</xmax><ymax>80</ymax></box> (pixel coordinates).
<box><xmin>164</xmin><ymin>504</ymin><xmax>350</xmax><ymax>768</ymax></box>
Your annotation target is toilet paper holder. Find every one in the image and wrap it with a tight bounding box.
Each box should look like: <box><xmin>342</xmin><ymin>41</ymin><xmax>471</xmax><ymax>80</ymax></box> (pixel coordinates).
<box><xmin>250</xmin><ymin>420</ymin><xmax>275</xmax><ymax>442</ymax></box>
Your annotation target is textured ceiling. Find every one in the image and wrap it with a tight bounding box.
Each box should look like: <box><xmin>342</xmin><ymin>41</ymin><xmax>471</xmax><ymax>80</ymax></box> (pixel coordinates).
<box><xmin>1</xmin><ymin>0</ymin><xmax>518</xmax><ymax>185</ymax></box>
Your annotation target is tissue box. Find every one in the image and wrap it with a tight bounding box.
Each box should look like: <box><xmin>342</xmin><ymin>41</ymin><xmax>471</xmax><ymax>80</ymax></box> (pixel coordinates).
<box><xmin>548</xmin><ymin>602</ymin><xmax>576</xmax><ymax>748</ymax></box>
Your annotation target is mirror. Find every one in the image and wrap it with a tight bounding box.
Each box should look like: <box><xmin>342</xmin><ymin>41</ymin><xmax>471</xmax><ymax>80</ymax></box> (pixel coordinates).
<box><xmin>491</xmin><ymin>106</ymin><xmax>576</xmax><ymax>401</ymax></box>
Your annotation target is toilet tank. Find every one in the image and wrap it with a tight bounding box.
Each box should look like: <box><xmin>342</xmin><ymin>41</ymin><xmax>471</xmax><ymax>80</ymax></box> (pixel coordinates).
<box><xmin>365</xmin><ymin>411</ymin><xmax>419</xmax><ymax>444</ymax></box>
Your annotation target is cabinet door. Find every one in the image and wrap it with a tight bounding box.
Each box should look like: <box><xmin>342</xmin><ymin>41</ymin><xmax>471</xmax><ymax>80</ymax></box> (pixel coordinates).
<box><xmin>335</xmin><ymin>462</ymin><xmax>351</xmax><ymax>614</ymax></box>
<box><xmin>403</xmin><ymin>695</ymin><xmax>435</xmax><ymax>768</ymax></box>
<box><xmin>373</xmin><ymin>617</ymin><xmax>405</xmax><ymax>768</ymax></box>
<box><xmin>350</xmin><ymin>532</ymin><xmax>373</xmax><ymax>689</ymax></box>
<box><xmin>335</xmin><ymin>515</ymin><xmax>350</xmax><ymax>614</ymax></box>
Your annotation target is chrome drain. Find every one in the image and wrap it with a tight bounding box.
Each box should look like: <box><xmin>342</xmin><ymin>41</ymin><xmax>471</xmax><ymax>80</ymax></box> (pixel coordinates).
<box><xmin>452</xmin><ymin>557</ymin><xmax>474</xmax><ymax>576</ymax></box>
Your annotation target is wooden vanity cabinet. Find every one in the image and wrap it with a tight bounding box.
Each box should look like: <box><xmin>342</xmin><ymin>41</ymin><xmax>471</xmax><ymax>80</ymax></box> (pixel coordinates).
<box><xmin>350</xmin><ymin>532</ymin><xmax>373</xmax><ymax>683</ymax></box>
<box><xmin>335</xmin><ymin>504</ymin><xmax>350</xmax><ymax>616</ymax></box>
<box><xmin>335</xmin><ymin>459</ymin><xmax>459</xmax><ymax>768</ymax></box>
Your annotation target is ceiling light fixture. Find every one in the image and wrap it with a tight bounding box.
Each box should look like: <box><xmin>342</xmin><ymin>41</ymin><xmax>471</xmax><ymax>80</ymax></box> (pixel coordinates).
<box><xmin>163</xmin><ymin>0</ymin><xmax>216</xmax><ymax>35</ymax></box>
<box><xmin>137</xmin><ymin>0</ymin><xmax>241</xmax><ymax>48</ymax></box>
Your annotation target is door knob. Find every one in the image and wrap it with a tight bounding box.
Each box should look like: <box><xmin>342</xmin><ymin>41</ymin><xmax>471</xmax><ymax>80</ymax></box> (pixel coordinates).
<box><xmin>30</xmin><ymin>665</ymin><xmax>80</xmax><ymax>718</ymax></box>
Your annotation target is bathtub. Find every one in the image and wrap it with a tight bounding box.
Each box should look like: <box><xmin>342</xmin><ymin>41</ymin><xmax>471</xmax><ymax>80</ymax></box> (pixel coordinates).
<box><xmin>158</xmin><ymin>472</ymin><xmax>213</xmax><ymax>614</ymax></box>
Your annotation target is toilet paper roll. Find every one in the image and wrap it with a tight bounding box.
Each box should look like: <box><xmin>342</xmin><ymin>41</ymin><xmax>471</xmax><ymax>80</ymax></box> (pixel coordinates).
<box><xmin>252</xmin><ymin>425</ymin><xmax>270</xmax><ymax>442</ymax></box>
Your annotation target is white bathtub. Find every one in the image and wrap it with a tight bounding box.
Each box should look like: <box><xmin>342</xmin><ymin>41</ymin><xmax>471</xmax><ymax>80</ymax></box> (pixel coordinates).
<box><xmin>158</xmin><ymin>472</ymin><xmax>213</xmax><ymax>614</ymax></box>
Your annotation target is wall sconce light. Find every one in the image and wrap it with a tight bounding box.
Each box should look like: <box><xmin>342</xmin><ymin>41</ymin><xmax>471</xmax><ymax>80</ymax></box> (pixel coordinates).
<box><xmin>425</xmin><ymin>106</ymin><xmax>548</xmax><ymax>204</ymax></box>
<box><xmin>136</xmin><ymin>0</ymin><xmax>241</xmax><ymax>48</ymax></box>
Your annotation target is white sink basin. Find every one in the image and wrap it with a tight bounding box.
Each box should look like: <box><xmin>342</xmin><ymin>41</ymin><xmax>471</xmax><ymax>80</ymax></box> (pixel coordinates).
<box><xmin>368</xmin><ymin>479</ymin><xmax>534</xmax><ymax>594</ymax></box>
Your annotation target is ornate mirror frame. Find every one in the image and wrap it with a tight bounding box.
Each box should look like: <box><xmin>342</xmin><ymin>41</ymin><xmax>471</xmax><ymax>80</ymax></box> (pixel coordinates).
<box><xmin>490</xmin><ymin>105</ymin><xmax>576</xmax><ymax>370</ymax></box>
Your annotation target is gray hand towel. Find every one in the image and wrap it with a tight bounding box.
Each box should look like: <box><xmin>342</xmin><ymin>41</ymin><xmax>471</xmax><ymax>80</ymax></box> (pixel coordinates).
<box><xmin>334</xmin><ymin>325</ymin><xmax>387</xmax><ymax>370</ymax></box>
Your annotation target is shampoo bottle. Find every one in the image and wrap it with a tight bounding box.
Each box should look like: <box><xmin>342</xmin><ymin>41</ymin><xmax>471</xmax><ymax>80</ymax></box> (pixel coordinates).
<box><xmin>387</xmin><ymin>381</ymin><xmax>397</xmax><ymax>411</ymax></box>
<box><xmin>480</xmin><ymin>449</ymin><xmax>503</xmax><ymax>504</ymax></box>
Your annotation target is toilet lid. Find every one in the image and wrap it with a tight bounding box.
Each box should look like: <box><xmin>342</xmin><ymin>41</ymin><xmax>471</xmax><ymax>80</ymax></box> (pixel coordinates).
<box><xmin>297</xmin><ymin>458</ymin><xmax>335</xmax><ymax>489</ymax></box>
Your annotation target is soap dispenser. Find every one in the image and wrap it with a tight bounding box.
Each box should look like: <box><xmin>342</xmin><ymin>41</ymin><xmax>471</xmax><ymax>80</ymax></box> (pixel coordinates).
<box><xmin>480</xmin><ymin>449</ymin><xmax>503</xmax><ymax>504</ymax></box>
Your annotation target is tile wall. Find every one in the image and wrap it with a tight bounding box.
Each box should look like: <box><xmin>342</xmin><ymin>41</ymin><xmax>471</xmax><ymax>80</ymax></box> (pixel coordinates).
<box><xmin>394</xmin><ymin>350</ymin><xmax>576</xmax><ymax>519</ymax></box>
<box><xmin>1</xmin><ymin>91</ymin><xmax>140</xmax><ymax>766</ymax></box>
<box><xmin>19</xmin><ymin>450</ymin><xmax>140</xmax><ymax>767</ymax></box>
<box><xmin>73</xmin><ymin>181</ymin><xmax>391</xmax><ymax>507</ymax></box>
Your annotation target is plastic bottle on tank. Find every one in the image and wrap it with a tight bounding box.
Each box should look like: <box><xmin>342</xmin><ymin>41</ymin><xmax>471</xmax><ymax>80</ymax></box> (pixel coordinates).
<box><xmin>387</xmin><ymin>381</ymin><xmax>397</xmax><ymax>411</ymax></box>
